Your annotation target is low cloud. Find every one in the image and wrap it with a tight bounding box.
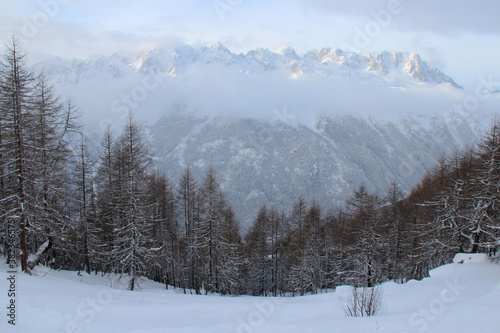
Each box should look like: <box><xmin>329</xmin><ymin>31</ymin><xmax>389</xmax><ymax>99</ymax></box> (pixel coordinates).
<box><xmin>53</xmin><ymin>62</ymin><xmax>496</xmax><ymax>145</ymax></box>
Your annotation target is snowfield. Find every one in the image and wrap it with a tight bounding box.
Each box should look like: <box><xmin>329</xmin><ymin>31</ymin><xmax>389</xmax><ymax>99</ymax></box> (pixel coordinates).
<box><xmin>1</xmin><ymin>254</ymin><xmax>499</xmax><ymax>333</ymax></box>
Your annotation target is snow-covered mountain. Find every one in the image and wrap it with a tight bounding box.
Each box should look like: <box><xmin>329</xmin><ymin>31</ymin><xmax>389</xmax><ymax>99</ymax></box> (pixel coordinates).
<box><xmin>37</xmin><ymin>43</ymin><xmax>490</xmax><ymax>228</ymax></box>
<box><xmin>40</xmin><ymin>43</ymin><xmax>460</xmax><ymax>88</ymax></box>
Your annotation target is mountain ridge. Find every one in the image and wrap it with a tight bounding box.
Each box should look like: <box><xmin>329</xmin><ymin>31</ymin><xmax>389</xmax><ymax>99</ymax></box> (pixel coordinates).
<box><xmin>39</xmin><ymin>43</ymin><xmax>461</xmax><ymax>88</ymax></box>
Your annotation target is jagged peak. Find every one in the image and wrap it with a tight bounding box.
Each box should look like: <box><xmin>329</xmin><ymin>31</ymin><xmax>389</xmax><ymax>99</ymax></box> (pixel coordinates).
<box><xmin>408</xmin><ymin>52</ymin><xmax>422</xmax><ymax>61</ymax></box>
<box><xmin>203</xmin><ymin>42</ymin><xmax>231</xmax><ymax>55</ymax></box>
<box><xmin>275</xmin><ymin>45</ymin><xmax>299</xmax><ymax>59</ymax></box>
<box><xmin>246</xmin><ymin>47</ymin><xmax>274</xmax><ymax>56</ymax></box>
<box><xmin>39</xmin><ymin>43</ymin><xmax>461</xmax><ymax>88</ymax></box>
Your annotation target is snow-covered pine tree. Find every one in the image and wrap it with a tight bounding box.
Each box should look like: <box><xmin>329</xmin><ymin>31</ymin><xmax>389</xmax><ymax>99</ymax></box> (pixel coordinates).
<box><xmin>29</xmin><ymin>79</ymin><xmax>80</xmax><ymax>269</ymax></box>
<box><xmin>197</xmin><ymin>166</ymin><xmax>223</xmax><ymax>293</ymax></box>
<box><xmin>146</xmin><ymin>172</ymin><xmax>180</xmax><ymax>288</ymax></box>
<box><xmin>177</xmin><ymin>166</ymin><xmax>202</xmax><ymax>293</ymax></box>
<box><xmin>267</xmin><ymin>206</ymin><xmax>288</xmax><ymax>296</ymax></box>
<box><xmin>73</xmin><ymin>134</ymin><xmax>98</xmax><ymax>274</ymax></box>
<box><xmin>95</xmin><ymin>126</ymin><xmax>119</xmax><ymax>273</ymax></box>
<box><xmin>346</xmin><ymin>185</ymin><xmax>384</xmax><ymax>287</ymax></box>
<box><xmin>323</xmin><ymin>208</ymin><xmax>349</xmax><ymax>288</ymax></box>
<box><xmin>285</xmin><ymin>196</ymin><xmax>308</xmax><ymax>295</ymax></box>
<box><xmin>217</xmin><ymin>204</ymin><xmax>243</xmax><ymax>295</ymax></box>
<box><xmin>0</xmin><ymin>35</ymin><xmax>35</xmax><ymax>272</ymax></box>
<box><xmin>381</xmin><ymin>182</ymin><xmax>411</xmax><ymax>283</ymax></box>
<box><xmin>111</xmin><ymin>114</ymin><xmax>154</xmax><ymax>290</ymax></box>
<box><xmin>244</xmin><ymin>204</ymin><xmax>272</xmax><ymax>296</ymax></box>
<box><xmin>289</xmin><ymin>202</ymin><xmax>324</xmax><ymax>295</ymax></box>
<box><xmin>197</xmin><ymin>166</ymin><xmax>244</xmax><ymax>294</ymax></box>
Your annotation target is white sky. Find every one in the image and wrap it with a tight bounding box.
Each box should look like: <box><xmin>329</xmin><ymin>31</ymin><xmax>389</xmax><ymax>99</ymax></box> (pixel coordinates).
<box><xmin>1</xmin><ymin>0</ymin><xmax>499</xmax><ymax>86</ymax></box>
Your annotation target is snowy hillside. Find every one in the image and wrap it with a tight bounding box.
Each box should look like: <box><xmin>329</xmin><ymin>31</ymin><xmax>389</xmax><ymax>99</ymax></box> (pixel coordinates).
<box><xmin>150</xmin><ymin>110</ymin><xmax>481</xmax><ymax>227</ymax></box>
<box><xmin>1</xmin><ymin>254</ymin><xmax>499</xmax><ymax>333</ymax></box>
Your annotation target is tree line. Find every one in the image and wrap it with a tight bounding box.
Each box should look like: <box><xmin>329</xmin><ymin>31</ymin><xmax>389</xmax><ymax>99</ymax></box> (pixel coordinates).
<box><xmin>1</xmin><ymin>36</ymin><xmax>499</xmax><ymax>295</ymax></box>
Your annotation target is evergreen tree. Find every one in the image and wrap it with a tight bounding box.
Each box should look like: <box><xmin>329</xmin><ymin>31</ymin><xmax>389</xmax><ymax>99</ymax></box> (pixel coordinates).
<box><xmin>217</xmin><ymin>204</ymin><xmax>243</xmax><ymax>295</ymax></box>
<box><xmin>289</xmin><ymin>202</ymin><xmax>324</xmax><ymax>295</ymax></box>
<box><xmin>245</xmin><ymin>204</ymin><xmax>272</xmax><ymax>296</ymax></box>
<box><xmin>147</xmin><ymin>172</ymin><xmax>180</xmax><ymax>288</ymax></box>
<box><xmin>0</xmin><ymin>35</ymin><xmax>35</xmax><ymax>272</ymax></box>
<box><xmin>198</xmin><ymin>166</ymin><xmax>243</xmax><ymax>294</ymax></box>
<box><xmin>95</xmin><ymin>126</ymin><xmax>118</xmax><ymax>273</ymax></box>
<box><xmin>346</xmin><ymin>186</ymin><xmax>384</xmax><ymax>287</ymax></box>
<box><xmin>323</xmin><ymin>208</ymin><xmax>349</xmax><ymax>287</ymax></box>
<box><xmin>73</xmin><ymin>134</ymin><xmax>97</xmax><ymax>274</ymax></box>
<box><xmin>177</xmin><ymin>166</ymin><xmax>201</xmax><ymax>293</ymax></box>
<box><xmin>111</xmin><ymin>114</ymin><xmax>154</xmax><ymax>290</ymax></box>
<box><xmin>29</xmin><ymin>79</ymin><xmax>80</xmax><ymax>269</ymax></box>
<box><xmin>381</xmin><ymin>182</ymin><xmax>409</xmax><ymax>282</ymax></box>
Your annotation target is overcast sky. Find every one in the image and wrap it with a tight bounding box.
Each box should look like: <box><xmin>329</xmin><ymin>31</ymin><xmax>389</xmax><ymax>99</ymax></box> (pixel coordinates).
<box><xmin>1</xmin><ymin>0</ymin><xmax>499</xmax><ymax>86</ymax></box>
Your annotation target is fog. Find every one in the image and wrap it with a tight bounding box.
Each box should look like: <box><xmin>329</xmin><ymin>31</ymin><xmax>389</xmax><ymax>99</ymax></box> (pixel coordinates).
<box><xmin>54</xmin><ymin>61</ymin><xmax>499</xmax><ymax>147</ymax></box>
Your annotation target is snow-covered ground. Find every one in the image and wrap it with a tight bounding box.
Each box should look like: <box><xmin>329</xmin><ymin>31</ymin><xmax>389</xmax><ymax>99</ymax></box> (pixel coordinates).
<box><xmin>1</xmin><ymin>254</ymin><xmax>499</xmax><ymax>333</ymax></box>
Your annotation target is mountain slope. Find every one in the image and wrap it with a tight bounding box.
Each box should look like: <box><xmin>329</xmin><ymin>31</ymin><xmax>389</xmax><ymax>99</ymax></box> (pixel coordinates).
<box><xmin>151</xmin><ymin>110</ymin><xmax>481</xmax><ymax>228</ymax></box>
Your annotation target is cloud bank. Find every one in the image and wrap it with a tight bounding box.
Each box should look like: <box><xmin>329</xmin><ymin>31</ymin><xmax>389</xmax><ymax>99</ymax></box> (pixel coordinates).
<box><xmin>53</xmin><ymin>62</ymin><xmax>498</xmax><ymax>147</ymax></box>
